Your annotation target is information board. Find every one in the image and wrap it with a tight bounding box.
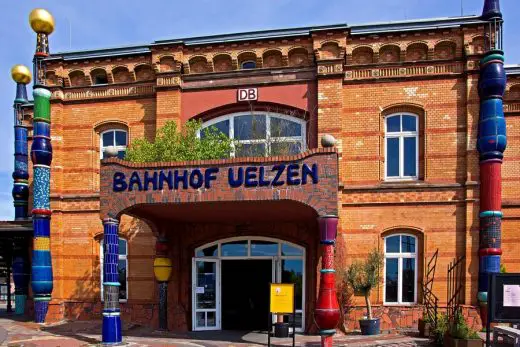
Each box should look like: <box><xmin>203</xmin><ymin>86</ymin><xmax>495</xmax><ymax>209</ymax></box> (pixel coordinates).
<box><xmin>489</xmin><ymin>273</ymin><xmax>520</xmax><ymax>323</ymax></box>
<box><xmin>269</xmin><ymin>283</ymin><xmax>294</xmax><ymax>314</ymax></box>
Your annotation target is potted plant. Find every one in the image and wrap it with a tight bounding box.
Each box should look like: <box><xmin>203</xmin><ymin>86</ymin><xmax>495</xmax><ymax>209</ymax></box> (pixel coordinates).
<box><xmin>444</xmin><ymin>310</ymin><xmax>482</xmax><ymax>347</ymax></box>
<box><xmin>344</xmin><ymin>249</ymin><xmax>384</xmax><ymax>335</ymax></box>
<box><xmin>418</xmin><ymin>311</ymin><xmax>432</xmax><ymax>337</ymax></box>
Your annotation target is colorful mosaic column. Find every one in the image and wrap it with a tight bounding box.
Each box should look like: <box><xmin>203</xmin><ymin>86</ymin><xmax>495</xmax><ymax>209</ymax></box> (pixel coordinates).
<box><xmin>102</xmin><ymin>218</ymin><xmax>123</xmax><ymax>344</ymax></box>
<box><xmin>476</xmin><ymin>0</ymin><xmax>506</xmax><ymax>324</ymax></box>
<box><xmin>314</xmin><ymin>215</ymin><xmax>340</xmax><ymax>347</ymax></box>
<box><xmin>11</xmin><ymin>65</ymin><xmax>31</xmax><ymax>220</ymax></box>
<box><xmin>153</xmin><ymin>237</ymin><xmax>172</xmax><ymax>330</ymax></box>
<box><xmin>29</xmin><ymin>8</ymin><xmax>55</xmax><ymax>323</ymax></box>
<box><xmin>11</xmin><ymin>65</ymin><xmax>32</xmax><ymax>315</ymax></box>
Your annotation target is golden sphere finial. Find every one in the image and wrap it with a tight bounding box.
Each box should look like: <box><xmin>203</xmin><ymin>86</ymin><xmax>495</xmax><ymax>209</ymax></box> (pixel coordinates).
<box><xmin>11</xmin><ymin>65</ymin><xmax>32</xmax><ymax>84</ymax></box>
<box><xmin>29</xmin><ymin>8</ymin><xmax>55</xmax><ymax>34</ymax></box>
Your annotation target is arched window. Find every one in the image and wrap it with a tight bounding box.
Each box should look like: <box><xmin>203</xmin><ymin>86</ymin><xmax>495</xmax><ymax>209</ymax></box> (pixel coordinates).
<box><xmin>385</xmin><ymin>113</ymin><xmax>418</xmax><ymax>180</ymax></box>
<box><xmin>200</xmin><ymin>112</ymin><xmax>306</xmax><ymax>157</ymax></box>
<box><xmin>240</xmin><ymin>60</ymin><xmax>256</xmax><ymax>69</ymax></box>
<box><xmin>384</xmin><ymin>234</ymin><xmax>417</xmax><ymax>304</ymax></box>
<box><xmin>100</xmin><ymin>237</ymin><xmax>128</xmax><ymax>301</ymax></box>
<box><xmin>100</xmin><ymin>129</ymin><xmax>128</xmax><ymax>159</ymax></box>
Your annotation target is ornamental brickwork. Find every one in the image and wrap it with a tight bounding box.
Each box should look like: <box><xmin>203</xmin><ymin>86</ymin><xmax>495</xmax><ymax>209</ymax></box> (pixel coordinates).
<box><xmin>11</xmin><ymin>10</ymin><xmax>519</xmax><ymax>336</ymax></box>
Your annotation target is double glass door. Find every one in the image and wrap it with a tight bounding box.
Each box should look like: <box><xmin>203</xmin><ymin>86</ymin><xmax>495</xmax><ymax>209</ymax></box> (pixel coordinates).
<box><xmin>192</xmin><ymin>238</ymin><xmax>305</xmax><ymax>332</ymax></box>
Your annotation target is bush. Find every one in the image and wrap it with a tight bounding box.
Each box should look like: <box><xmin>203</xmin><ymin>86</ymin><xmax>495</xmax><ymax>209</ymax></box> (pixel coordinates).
<box><xmin>450</xmin><ymin>310</ymin><xmax>479</xmax><ymax>340</ymax></box>
<box><xmin>433</xmin><ymin>314</ymin><xmax>448</xmax><ymax>345</ymax></box>
<box><xmin>124</xmin><ymin>120</ymin><xmax>234</xmax><ymax>162</ymax></box>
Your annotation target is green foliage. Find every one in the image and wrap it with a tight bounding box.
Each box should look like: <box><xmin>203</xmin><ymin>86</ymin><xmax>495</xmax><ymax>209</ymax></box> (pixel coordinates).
<box><xmin>124</xmin><ymin>120</ymin><xmax>234</xmax><ymax>162</ymax></box>
<box><xmin>421</xmin><ymin>311</ymin><xmax>432</xmax><ymax>323</ymax></box>
<box><xmin>344</xmin><ymin>249</ymin><xmax>384</xmax><ymax>296</ymax></box>
<box><xmin>449</xmin><ymin>310</ymin><xmax>480</xmax><ymax>340</ymax></box>
<box><xmin>500</xmin><ymin>264</ymin><xmax>507</xmax><ymax>273</ymax></box>
<box><xmin>433</xmin><ymin>314</ymin><xmax>449</xmax><ymax>345</ymax></box>
<box><xmin>344</xmin><ymin>249</ymin><xmax>383</xmax><ymax>319</ymax></box>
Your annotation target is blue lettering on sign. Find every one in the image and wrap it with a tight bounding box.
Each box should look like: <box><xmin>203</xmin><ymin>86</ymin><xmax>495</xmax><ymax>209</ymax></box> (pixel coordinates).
<box><xmin>113</xmin><ymin>163</ymin><xmax>319</xmax><ymax>192</ymax></box>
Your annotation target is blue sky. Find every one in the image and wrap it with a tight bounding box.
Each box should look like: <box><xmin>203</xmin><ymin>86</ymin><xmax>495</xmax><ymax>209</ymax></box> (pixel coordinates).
<box><xmin>0</xmin><ymin>0</ymin><xmax>518</xmax><ymax>220</ymax></box>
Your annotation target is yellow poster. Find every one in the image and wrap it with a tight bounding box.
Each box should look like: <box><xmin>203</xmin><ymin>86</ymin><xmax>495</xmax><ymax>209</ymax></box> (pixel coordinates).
<box><xmin>270</xmin><ymin>283</ymin><xmax>294</xmax><ymax>313</ymax></box>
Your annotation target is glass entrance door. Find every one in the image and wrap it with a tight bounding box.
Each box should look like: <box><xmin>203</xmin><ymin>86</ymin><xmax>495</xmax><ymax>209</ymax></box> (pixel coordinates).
<box><xmin>192</xmin><ymin>258</ymin><xmax>220</xmax><ymax>330</ymax></box>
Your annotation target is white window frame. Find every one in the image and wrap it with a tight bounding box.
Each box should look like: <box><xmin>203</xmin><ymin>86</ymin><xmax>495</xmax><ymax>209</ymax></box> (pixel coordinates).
<box><xmin>383</xmin><ymin>234</ymin><xmax>418</xmax><ymax>305</ymax></box>
<box><xmin>199</xmin><ymin>112</ymin><xmax>307</xmax><ymax>158</ymax></box>
<box><xmin>194</xmin><ymin>236</ymin><xmax>306</xmax><ymax>332</ymax></box>
<box><xmin>100</xmin><ymin>129</ymin><xmax>128</xmax><ymax>159</ymax></box>
<box><xmin>384</xmin><ymin>113</ymin><xmax>419</xmax><ymax>181</ymax></box>
<box><xmin>100</xmin><ymin>237</ymin><xmax>128</xmax><ymax>303</ymax></box>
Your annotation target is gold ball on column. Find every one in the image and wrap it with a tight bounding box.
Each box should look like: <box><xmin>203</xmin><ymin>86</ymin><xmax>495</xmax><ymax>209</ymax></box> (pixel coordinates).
<box><xmin>11</xmin><ymin>65</ymin><xmax>32</xmax><ymax>84</ymax></box>
<box><xmin>29</xmin><ymin>8</ymin><xmax>55</xmax><ymax>34</ymax></box>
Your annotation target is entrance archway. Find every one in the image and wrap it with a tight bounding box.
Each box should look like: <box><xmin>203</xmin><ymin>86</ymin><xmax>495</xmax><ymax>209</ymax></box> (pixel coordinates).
<box><xmin>193</xmin><ymin>237</ymin><xmax>305</xmax><ymax>332</ymax></box>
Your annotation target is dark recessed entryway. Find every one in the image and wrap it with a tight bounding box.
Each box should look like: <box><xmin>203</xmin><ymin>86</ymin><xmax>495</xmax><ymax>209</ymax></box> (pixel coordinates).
<box><xmin>221</xmin><ymin>260</ymin><xmax>271</xmax><ymax>330</ymax></box>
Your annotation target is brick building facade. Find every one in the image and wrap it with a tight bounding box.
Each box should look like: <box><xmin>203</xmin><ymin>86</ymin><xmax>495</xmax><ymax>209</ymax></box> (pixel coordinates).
<box><xmin>12</xmin><ymin>9</ymin><xmax>520</xmax><ymax>336</ymax></box>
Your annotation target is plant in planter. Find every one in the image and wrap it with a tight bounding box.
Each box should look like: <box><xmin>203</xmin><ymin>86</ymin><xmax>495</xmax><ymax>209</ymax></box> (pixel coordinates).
<box><xmin>418</xmin><ymin>311</ymin><xmax>433</xmax><ymax>338</ymax></box>
<box><xmin>433</xmin><ymin>314</ymin><xmax>449</xmax><ymax>345</ymax></box>
<box><xmin>344</xmin><ymin>249</ymin><xmax>384</xmax><ymax>335</ymax></box>
<box><xmin>444</xmin><ymin>310</ymin><xmax>482</xmax><ymax>347</ymax></box>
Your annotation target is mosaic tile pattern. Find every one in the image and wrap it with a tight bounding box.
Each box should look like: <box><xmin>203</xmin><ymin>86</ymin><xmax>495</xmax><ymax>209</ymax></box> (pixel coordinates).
<box><xmin>33</xmin><ymin>166</ymin><xmax>50</xmax><ymax>210</ymax></box>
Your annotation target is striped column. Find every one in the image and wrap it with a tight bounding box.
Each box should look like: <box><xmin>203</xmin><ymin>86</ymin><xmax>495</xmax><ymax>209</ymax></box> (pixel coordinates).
<box><xmin>31</xmin><ymin>86</ymin><xmax>54</xmax><ymax>323</ymax></box>
<box><xmin>102</xmin><ymin>218</ymin><xmax>122</xmax><ymax>344</ymax></box>
<box><xmin>13</xmin><ymin>80</ymin><xmax>30</xmax><ymax>220</ymax></box>
<box><xmin>12</xmin><ymin>240</ymin><xmax>30</xmax><ymax>315</ymax></box>
<box><xmin>11</xmin><ymin>66</ymin><xmax>31</xmax><ymax>315</ymax></box>
<box><xmin>314</xmin><ymin>215</ymin><xmax>340</xmax><ymax>347</ymax></box>
<box><xmin>476</xmin><ymin>51</ymin><xmax>506</xmax><ymax>319</ymax></box>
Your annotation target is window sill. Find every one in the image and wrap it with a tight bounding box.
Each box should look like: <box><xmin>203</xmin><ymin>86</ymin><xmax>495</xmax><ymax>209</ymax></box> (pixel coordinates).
<box><xmin>382</xmin><ymin>303</ymin><xmax>419</xmax><ymax>307</ymax></box>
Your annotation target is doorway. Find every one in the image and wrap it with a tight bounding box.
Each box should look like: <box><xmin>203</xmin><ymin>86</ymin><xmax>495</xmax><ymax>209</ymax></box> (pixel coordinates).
<box><xmin>221</xmin><ymin>260</ymin><xmax>272</xmax><ymax>330</ymax></box>
<box><xmin>192</xmin><ymin>237</ymin><xmax>306</xmax><ymax>332</ymax></box>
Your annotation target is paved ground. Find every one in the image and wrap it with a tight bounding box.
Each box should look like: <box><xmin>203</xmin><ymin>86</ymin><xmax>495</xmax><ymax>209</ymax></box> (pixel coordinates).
<box><xmin>0</xmin><ymin>312</ymin><xmax>435</xmax><ymax>347</ymax></box>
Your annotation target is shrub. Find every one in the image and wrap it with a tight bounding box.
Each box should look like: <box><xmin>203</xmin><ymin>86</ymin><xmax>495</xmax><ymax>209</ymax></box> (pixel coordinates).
<box><xmin>125</xmin><ymin>120</ymin><xmax>234</xmax><ymax>162</ymax></box>
<box><xmin>450</xmin><ymin>310</ymin><xmax>480</xmax><ymax>340</ymax></box>
<box><xmin>433</xmin><ymin>313</ymin><xmax>448</xmax><ymax>345</ymax></box>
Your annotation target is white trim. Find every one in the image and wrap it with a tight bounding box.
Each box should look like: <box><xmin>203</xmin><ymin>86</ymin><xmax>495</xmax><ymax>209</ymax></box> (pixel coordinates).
<box><xmin>192</xmin><ymin>258</ymin><xmax>221</xmax><ymax>330</ymax></box>
<box><xmin>383</xmin><ymin>234</ymin><xmax>418</xmax><ymax>305</ymax></box>
<box><xmin>199</xmin><ymin>112</ymin><xmax>306</xmax><ymax>158</ymax></box>
<box><xmin>100</xmin><ymin>238</ymin><xmax>128</xmax><ymax>303</ymax></box>
<box><xmin>100</xmin><ymin>129</ymin><xmax>128</xmax><ymax>159</ymax></box>
<box><xmin>194</xmin><ymin>236</ymin><xmax>305</xmax><ymax>332</ymax></box>
<box><xmin>384</xmin><ymin>113</ymin><xmax>419</xmax><ymax>181</ymax></box>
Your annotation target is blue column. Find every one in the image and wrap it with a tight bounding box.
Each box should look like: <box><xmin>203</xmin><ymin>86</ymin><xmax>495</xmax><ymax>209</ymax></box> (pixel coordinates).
<box><xmin>102</xmin><ymin>218</ymin><xmax>122</xmax><ymax>344</ymax></box>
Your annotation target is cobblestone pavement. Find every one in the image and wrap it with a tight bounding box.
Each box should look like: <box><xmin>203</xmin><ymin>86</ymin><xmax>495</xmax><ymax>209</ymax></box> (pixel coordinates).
<box><xmin>0</xmin><ymin>314</ymin><xmax>435</xmax><ymax>347</ymax></box>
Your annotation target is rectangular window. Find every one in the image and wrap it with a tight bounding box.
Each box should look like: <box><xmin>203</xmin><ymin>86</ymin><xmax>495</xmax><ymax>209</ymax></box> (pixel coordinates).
<box><xmin>403</xmin><ymin>137</ymin><xmax>417</xmax><ymax>177</ymax></box>
<box><xmin>386</xmin><ymin>138</ymin><xmax>400</xmax><ymax>177</ymax></box>
<box><xmin>401</xmin><ymin>258</ymin><xmax>415</xmax><ymax>303</ymax></box>
<box><xmin>385</xmin><ymin>258</ymin><xmax>399</xmax><ymax>303</ymax></box>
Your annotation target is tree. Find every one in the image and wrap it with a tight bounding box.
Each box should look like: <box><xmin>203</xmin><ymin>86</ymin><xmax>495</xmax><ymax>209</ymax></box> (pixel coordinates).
<box><xmin>124</xmin><ymin>120</ymin><xmax>233</xmax><ymax>163</ymax></box>
<box><xmin>344</xmin><ymin>249</ymin><xmax>384</xmax><ymax>320</ymax></box>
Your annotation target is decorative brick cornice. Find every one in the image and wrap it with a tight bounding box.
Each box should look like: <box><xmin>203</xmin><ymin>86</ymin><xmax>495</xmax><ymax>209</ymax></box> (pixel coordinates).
<box><xmin>49</xmin><ymin>83</ymin><xmax>155</xmax><ymax>102</ymax></box>
<box><xmin>344</xmin><ymin>61</ymin><xmax>464</xmax><ymax>81</ymax></box>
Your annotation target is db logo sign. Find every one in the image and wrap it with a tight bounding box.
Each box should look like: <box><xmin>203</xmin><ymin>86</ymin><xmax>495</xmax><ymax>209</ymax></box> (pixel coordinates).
<box><xmin>237</xmin><ymin>88</ymin><xmax>258</xmax><ymax>102</ymax></box>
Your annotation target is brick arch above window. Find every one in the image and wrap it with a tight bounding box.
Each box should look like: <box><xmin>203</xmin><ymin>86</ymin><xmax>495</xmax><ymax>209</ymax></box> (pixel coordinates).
<box><xmin>288</xmin><ymin>47</ymin><xmax>310</xmax><ymax>67</ymax></box>
<box><xmin>507</xmin><ymin>84</ymin><xmax>520</xmax><ymax>100</ymax></box>
<box><xmin>68</xmin><ymin>70</ymin><xmax>87</xmax><ymax>87</ymax></box>
<box><xmin>379</xmin><ymin>44</ymin><xmax>401</xmax><ymax>63</ymax></box>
